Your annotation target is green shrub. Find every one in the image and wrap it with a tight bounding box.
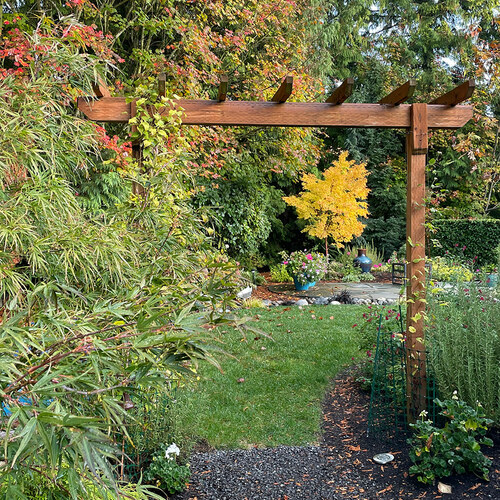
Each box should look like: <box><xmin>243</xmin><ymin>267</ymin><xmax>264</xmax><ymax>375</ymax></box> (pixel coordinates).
<box><xmin>269</xmin><ymin>263</ymin><xmax>292</xmax><ymax>282</ymax></box>
<box><xmin>430</xmin><ymin>219</ymin><xmax>500</xmax><ymax>266</ymax></box>
<box><xmin>354</xmin><ymin>305</ymin><xmax>403</xmax><ymax>388</ymax></box>
<box><xmin>408</xmin><ymin>396</ymin><xmax>493</xmax><ymax>484</ymax></box>
<box><xmin>144</xmin><ymin>444</ymin><xmax>191</xmax><ymax>495</ymax></box>
<box><xmin>325</xmin><ymin>260</ymin><xmax>343</xmax><ymax>279</ymax></box>
<box><xmin>242</xmin><ymin>297</ymin><xmax>266</xmax><ymax>308</ymax></box>
<box><xmin>342</xmin><ymin>271</ymin><xmax>375</xmax><ymax>282</ymax></box>
<box><xmin>427</xmin><ymin>281</ymin><xmax>500</xmax><ymax>422</ymax></box>
<box><xmin>430</xmin><ymin>257</ymin><xmax>474</xmax><ymax>282</ymax></box>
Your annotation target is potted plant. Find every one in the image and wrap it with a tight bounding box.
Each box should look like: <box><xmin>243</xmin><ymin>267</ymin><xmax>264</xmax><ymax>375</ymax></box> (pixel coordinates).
<box><xmin>282</xmin><ymin>251</ymin><xmax>327</xmax><ymax>290</ymax></box>
<box><xmin>484</xmin><ymin>264</ymin><xmax>498</xmax><ymax>288</ymax></box>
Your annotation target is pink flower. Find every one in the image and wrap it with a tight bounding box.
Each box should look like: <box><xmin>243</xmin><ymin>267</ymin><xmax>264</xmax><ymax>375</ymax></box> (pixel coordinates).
<box><xmin>347</xmin><ymin>252</ymin><xmax>351</xmax><ymax>256</ymax></box>
<box><xmin>306</xmin><ymin>253</ymin><xmax>313</xmax><ymax>260</ymax></box>
<box><xmin>283</xmin><ymin>261</ymin><xmax>288</xmax><ymax>265</ymax></box>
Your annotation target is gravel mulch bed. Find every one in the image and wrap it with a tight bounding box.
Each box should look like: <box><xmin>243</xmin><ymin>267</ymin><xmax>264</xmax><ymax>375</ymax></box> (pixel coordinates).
<box><xmin>172</xmin><ymin>371</ymin><xmax>499</xmax><ymax>500</ymax></box>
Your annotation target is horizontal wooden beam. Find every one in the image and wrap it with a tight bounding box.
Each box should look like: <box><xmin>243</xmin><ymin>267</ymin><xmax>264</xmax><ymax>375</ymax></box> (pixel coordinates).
<box><xmin>429</xmin><ymin>79</ymin><xmax>475</xmax><ymax>105</ymax></box>
<box><xmin>77</xmin><ymin>97</ymin><xmax>473</xmax><ymax>129</ymax></box>
<box><xmin>271</xmin><ymin>75</ymin><xmax>293</xmax><ymax>103</ymax></box>
<box><xmin>217</xmin><ymin>75</ymin><xmax>228</xmax><ymax>102</ymax></box>
<box><xmin>379</xmin><ymin>79</ymin><xmax>416</xmax><ymax>106</ymax></box>
<box><xmin>326</xmin><ymin>78</ymin><xmax>353</xmax><ymax>104</ymax></box>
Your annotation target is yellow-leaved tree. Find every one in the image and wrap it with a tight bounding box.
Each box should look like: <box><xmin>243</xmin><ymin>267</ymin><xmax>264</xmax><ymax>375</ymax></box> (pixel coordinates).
<box><xmin>283</xmin><ymin>151</ymin><xmax>369</xmax><ymax>260</ymax></box>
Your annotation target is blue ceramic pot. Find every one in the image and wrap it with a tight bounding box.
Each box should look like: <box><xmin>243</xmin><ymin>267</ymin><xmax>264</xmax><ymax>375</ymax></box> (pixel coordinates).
<box><xmin>486</xmin><ymin>273</ymin><xmax>498</xmax><ymax>288</ymax></box>
<box><xmin>353</xmin><ymin>248</ymin><xmax>372</xmax><ymax>273</ymax></box>
<box><xmin>293</xmin><ymin>277</ymin><xmax>310</xmax><ymax>291</ymax></box>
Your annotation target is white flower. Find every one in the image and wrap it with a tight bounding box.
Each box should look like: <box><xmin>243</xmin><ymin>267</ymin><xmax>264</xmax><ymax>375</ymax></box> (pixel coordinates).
<box><xmin>452</xmin><ymin>390</ymin><xmax>458</xmax><ymax>400</ymax></box>
<box><xmin>165</xmin><ymin>443</ymin><xmax>180</xmax><ymax>460</ymax></box>
<box><xmin>419</xmin><ymin>410</ymin><xmax>428</xmax><ymax>418</ymax></box>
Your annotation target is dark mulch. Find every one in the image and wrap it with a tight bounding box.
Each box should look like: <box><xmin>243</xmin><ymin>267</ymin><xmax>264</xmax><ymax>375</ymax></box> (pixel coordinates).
<box><xmin>172</xmin><ymin>371</ymin><xmax>499</xmax><ymax>499</ymax></box>
<box><xmin>321</xmin><ymin>372</ymin><xmax>499</xmax><ymax>499</ymax></box>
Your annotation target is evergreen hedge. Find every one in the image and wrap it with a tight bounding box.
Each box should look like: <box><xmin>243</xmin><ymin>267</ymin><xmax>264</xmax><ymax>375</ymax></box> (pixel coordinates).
<box><xmin>430</xmin><ymin>219</ymin><xmax>500</xmax><ymax>266</ymax></box>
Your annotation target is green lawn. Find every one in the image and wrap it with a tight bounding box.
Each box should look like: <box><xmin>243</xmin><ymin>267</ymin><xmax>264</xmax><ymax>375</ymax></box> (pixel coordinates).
<box><xmin>174</xmin><ymin>305</ymin><xmax>366</xmax><ymax>449</ymax></box>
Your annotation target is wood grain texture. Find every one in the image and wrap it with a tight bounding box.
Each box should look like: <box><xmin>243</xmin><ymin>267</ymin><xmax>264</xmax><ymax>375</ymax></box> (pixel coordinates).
<box><xmin>411</xmin><ymin>103</ymin><xmax>428</xmax><ymax>153</ymax></box>
<box><xmin>92</xmin><ymin>79</ymin><xmax>110</xmax><ymax>98</ymax></box>
<box><xmin>325</xmin><ymin>78</ymin><xmax>353</xmax><ymax>104</ymax></box>
<box><xmin>429</xmin><ymin>79</ymin><xmax>475</xmax><ymax>105</ymax></box>
<box><xmin>405</xmin><ymin>103</ymin><xmax>428</xmax><ymax>422</ymax></box>
<box><xmin>217</xmin><ymin>75</ymin><xmax>228</xmax><ymax>102</ymax></box>
<box><xmin>378</xmin><ymin>79</ymin><xmax>416</xmax><ymax>105</ymax></box>
<box><xmin>77</xmin><ymin>98</ymin><xmax>473</xmax><ymax>129</ymax></box>
<box><xmin>271</xmin><ymin>75</ymin><xmax>293</xmax><ymax>103</ymax></box>
<box><xmin>158</xmin><ymin>73</ymin><xmax>166</xmax><ymax>98</ymax></box>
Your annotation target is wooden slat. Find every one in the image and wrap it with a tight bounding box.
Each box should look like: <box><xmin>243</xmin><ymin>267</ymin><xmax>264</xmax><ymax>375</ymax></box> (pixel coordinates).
<box><xmin>405</xmin><ymin>102</ymin><xmax>427</xmax><ymax>422</ymax></box>
<box><xmin>158</xmin><ymin>73</ymin><xmax>166</xmax><ymax>98</ymax></box>
<box><xmin>217</xmin><ymin>75</ymin><xmax>228</xmax><ymax>102</ymax></box>
<box><xmin>429</xmin><ymin>79</ymin><xmax>475</xmax><ymax>105</ymax></box>
<box><xmin>271</xmin><ymin>75</ymin><xmax>293</xmax><ymax>103</ymax></box>
<box><xmin>130</xmin><ymin>99</ymin><xmax>145</xmax><ymax>196</ymax></box>
<box><xmin>77</xmin><ymin>97</ymin><xmax>473</xmax><ymax>129</ymax></box>
<box><xmin>92</xmin><ymin>78</ymin><xmax>111</xmax><ymax>98</ymax></box>
<box><xmin>325</xmin><ymin>78</ymin><xmax>353</xmax><ymax>104</ymax></box>
<box><xmin>378</xmin><ymin>79</ymin><xmax>416</xmax><ymax>106</ymax></box>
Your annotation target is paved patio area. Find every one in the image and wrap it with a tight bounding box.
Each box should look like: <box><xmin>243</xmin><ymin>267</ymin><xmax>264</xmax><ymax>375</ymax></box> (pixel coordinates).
<box><xmin>268</xmin><ymin>282</ymin><xmax>403</xmax><ymax>302</ymax></box>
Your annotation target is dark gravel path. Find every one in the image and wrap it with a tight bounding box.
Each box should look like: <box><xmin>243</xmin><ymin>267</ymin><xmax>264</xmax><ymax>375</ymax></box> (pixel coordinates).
<box><xmin>172</xmin><ymin>372</ymin><xmax>499</xmax><ymax>500</ymax></box>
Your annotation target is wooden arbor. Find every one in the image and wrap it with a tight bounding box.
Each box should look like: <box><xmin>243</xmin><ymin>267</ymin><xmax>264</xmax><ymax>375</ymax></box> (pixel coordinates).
<box><xmin>78</xmin><ymin>76</ymin><xmax>475</xmax><ymax>420</ymax></box>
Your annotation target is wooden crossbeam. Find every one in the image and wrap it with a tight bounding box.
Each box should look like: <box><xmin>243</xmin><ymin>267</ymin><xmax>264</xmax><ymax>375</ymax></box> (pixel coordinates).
<box><xmin>429</xmin><ymin>79</ymin><xmax>475</xmax><ymax>106</ymax></box>
<box><xmin>325</xmin><ymin>78</ymin><xmax>353</xmax><ymax>104</ymax></box>
<box><xmin>271</xmin><ymin>75</ymin><xmax>293</xmax><ymax>103</ymax></box>
<box><xmin>217</xmin><ymin>75</ymin><xmax>228</xmax><ymax>102</ymax></box>
<box><xmin>379</xmin><ymin>79</ymin><xmax>416</xmax><ymax>106</ymax></box>
<box><xmin>158</xmin><ymin>73</ymin><xmax>166</xmax><ymax>98</ymax></box>
<box><xmin>92</xmin><ymin>78</ymin><xmax>110</xmax><ymax>98</ymax></box>
<box><xmin>78</xmin><ymin>97</ymin><xmax>473</xmax><ymax>129</ymax></box>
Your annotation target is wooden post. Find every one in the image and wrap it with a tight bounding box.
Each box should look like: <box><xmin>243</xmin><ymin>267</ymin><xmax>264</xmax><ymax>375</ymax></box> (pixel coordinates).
<box><xmin>130</xmin><ymin>99</ymin><xmax>145</xmax><ymax>197</ymax></box>
<box><xmin>406</xmin><ymin>103</ymin><xmax>428</xmax><ymax>422</ymax></box>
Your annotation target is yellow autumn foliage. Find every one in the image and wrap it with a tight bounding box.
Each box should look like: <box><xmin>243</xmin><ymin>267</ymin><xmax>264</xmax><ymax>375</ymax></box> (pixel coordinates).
<box><xmin>283</xmin><ymin>151</ymin><xmax>369</xmax><ymax>247</ymax></box>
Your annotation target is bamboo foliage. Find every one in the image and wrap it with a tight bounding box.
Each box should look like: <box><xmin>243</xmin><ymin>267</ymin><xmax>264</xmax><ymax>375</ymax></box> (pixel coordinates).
<box><xmin>0</xmin><ymin>19</ymin><xmax>243</xmax><ymax>498</ymax></box>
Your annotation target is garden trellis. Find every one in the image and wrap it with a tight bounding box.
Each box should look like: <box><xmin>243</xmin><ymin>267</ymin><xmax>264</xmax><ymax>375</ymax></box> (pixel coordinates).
<box><xmin>78</xmin><ymin>75</ymin><xmax>475</xmax><ymax>420</ymax></box>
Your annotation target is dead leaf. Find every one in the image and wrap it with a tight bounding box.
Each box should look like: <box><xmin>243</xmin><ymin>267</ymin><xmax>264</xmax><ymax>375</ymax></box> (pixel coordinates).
<box><xmin>437</xmin><ymin>482</ymin><xmax>452</xmax><ymax>494</ymax></box>
<box><xmin>377</xmin><ymin>485</ymin><xmax>393</xmax><ymax>494</ymax></box>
